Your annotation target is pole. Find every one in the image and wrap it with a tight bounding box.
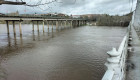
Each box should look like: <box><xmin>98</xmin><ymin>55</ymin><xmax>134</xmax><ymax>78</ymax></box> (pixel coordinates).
<box><xmin>6</xmin><ymin>21</ymin><xmax>10</xmax><ymax>34</ymax></box>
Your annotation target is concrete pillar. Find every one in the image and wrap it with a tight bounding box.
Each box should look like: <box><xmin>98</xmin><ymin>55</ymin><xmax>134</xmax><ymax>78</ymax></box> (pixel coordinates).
<box><xmin>48</xmin><ymin>27</ymin><xmax>50</xmax><ymax>36</ymax></box>
<box><xmin>19</xmin><ymin>21</ymin><xmax>22</xmax><ymax>35</ymax></box>
<box><xmin>13</xmin><ymin>21</ymin><xmax>17</xmax><ymax>46</ymax></box>
<box><xmin>32</xmin><ymin>30</ymin><xmax>35</xmax><ymax>41</ymax></box>
<box><xmin>68</xmin><ymin>21</ymin><xmax>69</xmax><ymax>28</ymax></box>
<box><xmin>43</xmin><ymin>21</ymin><xmax>45</xmax><ymax>32</ymax></box>
<box><xmin>37</xmin><ymin>21</ymin><xmax>39</xmax><ymax>31</ymax></box>
<box><xmin>71</xmin><ymin>20</ymin><xmax>73</xmax><ymax>28</ymax></box>
<box><xmin>78</xmin><ymin>20</ymin><xmax>79</xmax><ymax>26</ymax></box>
<box><xmin>6</xmin><ymin>21</ymin><xmax>10</xmax><ymax>34</ymax></box>
<box><xmin>58</xmin><ymin>21</ymin><xmax>60</xmax><ymax>30</ymax></box>
<box><xmin>84</xmin><ymin>21</ymin><xmax>85</xmax><ymax>25</ymax></box>
<box><xmin>52</xmin><ymin>21</ymin><xmax>53</xmax><ymax>30</ymax></box>
<box><xmin>60</xmin><ymin>21</ymin><xmax>63</xmax><ymax>29</ymax></box>
<box><xmin>14</xmin><ymin>32</ymin><xmax>17</xmax><ymax>46</ymax></box>
<box><xmin>73</xmin><ymin>21</ymin><xmax>75</xmax><ymax>27</ymax></box>
<box><xmin>47</xmin><ymin>20</ymin><xmax>49</xmax><ymax>29</ymax></box>
<box><xmin>83</xmin><ymin>21</ymin><xmax>85</xmax><ymax>25</ymax></box>
<box><xmin>75</xmin><ymin>20</ymin><xmax>77</xmax><ymax>27</ymax></box>
<box><xmin>56</xmin><ymin>21</ymin><xmax>58</xmax><ymax>30</ymax></box>
<box><xmin>12</xmin><ymin>21</ymin><xmax>16</xmax><ymax>35</ymax></box>
<box><xmin>32</xmin><ymin>21</ymin><xmax>34</xmax><ymax>31</ymax></box>
<box><xmin>68</xmin><ymin>21</ymin><xmax>70</xmax><ymax>28</ymax></box>
<box><xmin>79</xmin><ymin>21</ymin><xmax>80</xmax><ymax>26</ymax></box>
<box><xmin>65</xmin><ymin>20</ymin><xmax>67</xmax><ymax>29</ymax></box>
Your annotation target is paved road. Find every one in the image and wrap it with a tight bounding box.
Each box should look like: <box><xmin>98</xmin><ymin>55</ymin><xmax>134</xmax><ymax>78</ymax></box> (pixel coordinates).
<box><xmin>126</xmin><ymin>26</ymin><xmax>140</xmax><ymax>80</ymax></box>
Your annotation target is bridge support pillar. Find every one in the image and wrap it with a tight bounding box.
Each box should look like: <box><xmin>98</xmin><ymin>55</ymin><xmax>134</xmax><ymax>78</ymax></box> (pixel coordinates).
<box><xmin>85</xmin><ymin>21</ymin><xmax>87</xmax><ymax>25</ymax></box>
<box><xmin>47</xmin><ymin>21</ymin><xmax>49</xmax><ymax>30</ymax></box>
<box><xmin>68</xmin><ymin>21</ymin><xmax>70</xmax><ymax>28</ymax></box>
<box><xmin>78</xmin><ymin>21</ymin><xmax>81</xmax><ymax>27</ymax></box>
<box><xmin>61</xmin><ymin>21</ymin><xmax>63</xmax><ymax>30</ymax></box>
<box><xmin>76</xmin><ymin>20</ymin><xmax>78</xmax><ymax>27</ymax></box>
<box><xmin>19</xmin><ymin>21</ymin><xmax>22</xmax><ymax>35</ymax></box>
<box><xmin>77</xmin><ymin>20</ymin><xmax>79</xmax><ymax>27</ymax></box>
<box><xmin>73</xmin><ymin>21</ymin><xmax>75</xmax><ymax>28</ymax></box>
<box><xmin>71</xmin><ymin>20</ymin><xmax>73</xmax><ymax>28</ymax></box>
<box><xmin>43</xmin><ymin>21</ymin><xmax>45</xmax><ymax>32</ymax></box>
<box><xmin>52</xmin><ymin>21</ymin><xmax>53</xmax><ymax>30</ymax></box>
<box><xmin>77</xmin><ymin>21</ymin><xmax>79</xmax><ymax>27</ymax></box>
<box><xmin>75</xmin><ymin>21</ymin><xmax>76</xmax><ymax>27</ymax></box>
<box><xmin>65</xmin><ymin>20</ymin><xmax>67</xmax><ymax>29</ymax></box>
<box><xmin>6</xmin><ymin>21</ymin><xmax>10</xmax><ymax>34</ymax></box>
<box><xmin>37</xmin><ymin>21</ymin><xmax>39</xmax><ymax>32</ymax></box>
<box><xmin>32</xmin><ymin>21</ymin><xmax>34</xmax><ymax>31</ymax></box>
<box><xmin>80</xmin><ymin>21</ymin><xmax>81</xmax><ymax>26</ymax></box>
<box><xmin>79</xmin><ymin>20</ymin><xmax>80</xmax><ymax>26</ymax></box>
<box><xmin>56</xmin><ymin>21</ymin><xmax>58</xmax><ymax>30</ymax></box>
<box><xmin>74</xmin><ymin>21</ymin><xmax>76</xmax><ymax>27</ymax></box>
<box><xmin>12</xmin><ymin>21</ymin><xmax>16</xmax><ymax>35</ymax></box>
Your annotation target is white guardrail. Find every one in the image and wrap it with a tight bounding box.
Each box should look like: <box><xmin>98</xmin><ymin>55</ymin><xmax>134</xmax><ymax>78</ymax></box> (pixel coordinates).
<box><xmin>102</xmin><ymin>25</ymin><xmax>131</xmax><ymax>80</ymax></box>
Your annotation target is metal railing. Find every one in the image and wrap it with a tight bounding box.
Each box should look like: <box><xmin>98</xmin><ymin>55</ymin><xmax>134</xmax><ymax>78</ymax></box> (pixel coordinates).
<box><xmin>102</xmin><ymin>25</ymin><xmax>131</xmax><ymax>80</ymax></box>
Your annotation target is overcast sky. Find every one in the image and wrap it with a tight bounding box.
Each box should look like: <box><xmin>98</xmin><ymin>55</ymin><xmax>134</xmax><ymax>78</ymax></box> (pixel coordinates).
<box><xmin>0</xmin><ymin>0</ymin><xmax>137</xmax><ymax>15</ymax></box>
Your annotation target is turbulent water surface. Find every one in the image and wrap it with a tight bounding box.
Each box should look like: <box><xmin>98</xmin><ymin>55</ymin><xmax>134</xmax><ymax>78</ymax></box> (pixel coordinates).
<box><xmin>0</xmin><ymin>24</ymin><xmax>126</xmax><ymax>80</ymax></box>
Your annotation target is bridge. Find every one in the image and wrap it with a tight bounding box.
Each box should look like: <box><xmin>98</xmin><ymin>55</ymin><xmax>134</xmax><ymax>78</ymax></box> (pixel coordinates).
<box><xmin>0</xmin><ymin>1</ymin><xmax>140</xmax><ymax>80</ymax></box>
<box><xmin>0</xmin><ymin>15</ymin><xmax>87</xmax><ymax>35</ymax></box>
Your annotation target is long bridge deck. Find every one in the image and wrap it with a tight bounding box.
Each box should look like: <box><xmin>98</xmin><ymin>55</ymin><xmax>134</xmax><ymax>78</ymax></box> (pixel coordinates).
<box><xmin>0</xmin><ymin>15</ymin><xmax>86</xmax><ymax>21</ymax></box>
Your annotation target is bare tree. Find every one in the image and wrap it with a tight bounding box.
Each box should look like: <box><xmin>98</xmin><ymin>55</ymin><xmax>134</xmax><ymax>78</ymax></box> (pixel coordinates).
<box><xmin>0</xmin><ymin>0</ymin><xmax>26</xmax><ymax>5</ymax></box>
<box><xmin>0</xmin><ymin>0</ymin><xmax>77</xmax><ymax>11</ymax></box>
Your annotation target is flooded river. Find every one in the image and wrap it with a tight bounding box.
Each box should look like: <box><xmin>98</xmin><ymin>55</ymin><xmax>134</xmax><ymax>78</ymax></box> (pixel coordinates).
<box><xmin>0</xmin><ymin>24</ymin><xmax>126</xmax><ymax>80</ymax></box>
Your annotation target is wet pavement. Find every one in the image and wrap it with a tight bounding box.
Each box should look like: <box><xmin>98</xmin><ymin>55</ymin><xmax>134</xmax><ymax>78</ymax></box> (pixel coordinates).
<box><xmin>126</xmin><ymin>26</ymin><xmax>140</xmax><ymax>80</ymax></box>
<box><xmin>0</xmin><ymin>24</ymin><xmax>126</xmax><ymax>80</ymax></box>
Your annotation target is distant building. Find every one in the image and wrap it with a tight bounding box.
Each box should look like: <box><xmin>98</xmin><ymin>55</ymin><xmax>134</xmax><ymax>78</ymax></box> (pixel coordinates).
<box><xmin>72</xmin><ymin>15</ymin><xmax>81</xmax><ymax>18</ymax></box>
<box><xmin>57</xmin><ymin>13</ymin><xmax>68</xmax><ymax>17</ymax></box>
<box><xmin>80</xmin><ymin>14</ymin><xmax>101</xmax><ymax>19</ymax></box>
<box><xmin>0</xmin><ymin>13</ymin><xmax>4</xmax><ymax>15</ymax></box>
<box><xmin>40</xmin><ymin>13</ymin><xmax>68</xmax><ymax>17</ymax></box>
<box><xmin>7</xmin><ymin>11</ymin><xmax>19</xmax><ymax>16</ymax></box>
<box><xmin>41</xmin><ymin>13</ymin><xmax>55</xmax><ymax>16</ymax></box>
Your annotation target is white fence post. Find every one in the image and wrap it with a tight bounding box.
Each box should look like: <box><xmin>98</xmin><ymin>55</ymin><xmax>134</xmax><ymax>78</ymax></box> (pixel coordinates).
<box><xmin>102</xmin><ymin>25</ymin><xmax>131</xmax><ymax>80</ymax></box>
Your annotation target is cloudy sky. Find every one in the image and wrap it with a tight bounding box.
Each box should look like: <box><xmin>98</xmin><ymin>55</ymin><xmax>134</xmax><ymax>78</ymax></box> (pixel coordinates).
<box><xmin>0</xmin><ymin>0</ymin><xmax>137</xmax><ymax>15</ymax></box>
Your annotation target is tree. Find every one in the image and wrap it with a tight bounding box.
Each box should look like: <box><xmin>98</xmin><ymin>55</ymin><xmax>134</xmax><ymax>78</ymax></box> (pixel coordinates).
<box><xmin>0</xmin><ymin>0</ymin><xmax>26</xmax><ymax>5</ymax></box>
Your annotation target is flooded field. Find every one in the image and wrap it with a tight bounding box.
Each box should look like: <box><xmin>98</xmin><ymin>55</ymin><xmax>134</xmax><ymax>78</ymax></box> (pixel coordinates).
<box><xmin>0</xmin><ymin>24</ymin><xmax>126</xmax><ymax>80</ymax></box>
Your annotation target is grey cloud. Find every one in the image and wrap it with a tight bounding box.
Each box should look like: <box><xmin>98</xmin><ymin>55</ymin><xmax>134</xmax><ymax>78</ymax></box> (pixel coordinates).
<box><xmin>0</xmin><ymin>0</ymin><xmax>137</xmax><ymax>15</ymax></box>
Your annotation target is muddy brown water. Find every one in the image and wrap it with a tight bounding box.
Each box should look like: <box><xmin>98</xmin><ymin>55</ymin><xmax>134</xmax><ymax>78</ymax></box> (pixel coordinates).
<box><xmin>0</xmin><ymin>24</ymin><xmax>126</xmax><ymax>80</ymax></box>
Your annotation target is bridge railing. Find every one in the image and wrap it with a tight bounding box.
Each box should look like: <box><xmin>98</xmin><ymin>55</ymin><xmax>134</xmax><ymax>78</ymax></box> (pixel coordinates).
<box><xmin>0</xmin><ymin>15</ymin><xmax>85</xmax><ymax>20</ymax></box>
<box><xmin>0</xmin><ymin>15</ymin><xmax>68</xmax><ymax>19</ymax></box>
<box><xmin>102</xmin><ymin>25</ymin><xmax>131</xmax><ymax>80</ymax></box>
